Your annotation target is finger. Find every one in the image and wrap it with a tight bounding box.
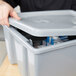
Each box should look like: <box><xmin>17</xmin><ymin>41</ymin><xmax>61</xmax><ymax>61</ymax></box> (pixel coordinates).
<box><xmin>10</xmin><ymin>10</ymin><xmax>21</xmax><ymax>20</ymax></box>
<box><xmin>2</xmin><ymin>10</ymin><xmax>10</xmax><ymax>26</ymax></box>
<box><xmin>0</xmin><ymin>8</ymin><xmax>4</xmax><ymax>25</ymax></box>
<box><xmin>0</xmin><ymin>19</ymin><xmax>5</xmax><ymax>26</ymax></box>
<box><xmin>0</xmin><ymin>18</ymin><xmax>5</xmax><ymax>26</ymax></box>
<box><xmin>0</xmin><ymin>16</ymin><xmax>9</xmax><ymax>26</ymax></box>
<box><xmin>0</xmin><ymin>19</ymin><xmax>9</xmax><ymax>26</ymax></box>
<box><xmin>4</xmin><ymin>17</ymin><xmax>10</xmax><ymax>26</ymax></box>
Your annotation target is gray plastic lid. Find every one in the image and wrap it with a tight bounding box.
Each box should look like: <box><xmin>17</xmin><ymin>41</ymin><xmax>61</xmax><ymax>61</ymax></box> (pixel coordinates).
<box><xmin>9</xmin><ymin>10</ymin><xmax>76</xmax><ymax>37</ymax></box>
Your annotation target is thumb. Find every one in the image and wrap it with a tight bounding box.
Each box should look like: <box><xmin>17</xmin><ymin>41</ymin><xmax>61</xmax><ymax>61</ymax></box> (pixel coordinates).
<box><xmin>10</xmin><ymin>10</ymin><xmax>21</xmax><ymax>20</ymax></box>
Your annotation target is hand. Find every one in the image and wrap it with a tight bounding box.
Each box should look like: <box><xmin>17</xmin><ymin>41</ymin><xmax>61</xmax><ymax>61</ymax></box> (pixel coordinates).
<box><xmin>0</xmin><ymin>1</ymin><xmax>21</xmax><ymax>26</ymax></box>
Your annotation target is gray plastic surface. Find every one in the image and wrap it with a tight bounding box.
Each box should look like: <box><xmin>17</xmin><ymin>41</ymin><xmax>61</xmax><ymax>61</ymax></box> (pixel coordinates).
<box><xmin>3</xmin><ymin>26</ymin><xmax>76</xmax><ymax>76</ymax></box>
<box><xmin>9</xmin><ymin>10</ymin><xmax>76</xmax><ymax>37</ymax></box>
<box><xmin>3</xmin><ymin>10</ymin><xmax>76</xmax><ymax>76</ymax></box>
<box><xmin>3</xmin><ymin>26</ymin><xmax>17</xmax><ymax>64</ymax></box>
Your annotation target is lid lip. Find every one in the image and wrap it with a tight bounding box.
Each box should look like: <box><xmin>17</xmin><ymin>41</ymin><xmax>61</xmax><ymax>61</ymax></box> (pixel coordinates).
<box><xmin>18</xmin><ymin>10</ymin><xmax>75</xmax><ymax>16</ymax></box>
<box><xmin>10</xmin><ymin>19</ymin><xmax>76</xmax><ymax>37</ymax></box>
<box><xmin>9</xmin><ymin>10</ymin><xmax>76</xmax><ymax>37</ymax></box>
<box><xmin>3</xmin><ymin>26</ymin><xmax>76</xmax><ymax>55</ymax></box>
<box><xmin>34</xmin><ymin>39</ymin><xmax>76</xmax><ymax>54</ymax></box>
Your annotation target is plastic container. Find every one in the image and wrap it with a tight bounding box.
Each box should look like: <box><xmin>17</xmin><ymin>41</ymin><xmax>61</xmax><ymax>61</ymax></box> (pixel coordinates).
<box><xmin>3</xmin><ymin>10</ymin><xmax>76</xmax><ymax>76</ymax></box>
